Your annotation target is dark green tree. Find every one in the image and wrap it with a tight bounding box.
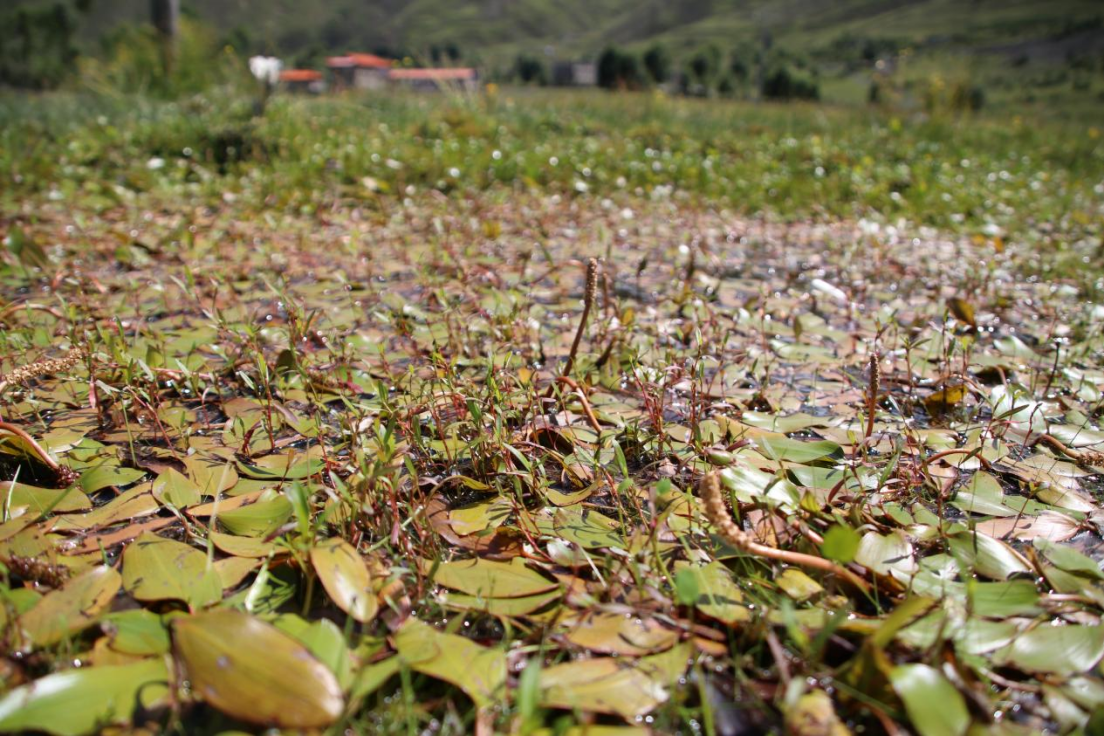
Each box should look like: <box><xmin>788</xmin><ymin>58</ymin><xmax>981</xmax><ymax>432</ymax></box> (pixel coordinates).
<box><xmin>514</xmin><ymin>53</ymin><xmax>547</xmax><ymax>85</ymax></box>
<box><xmin>688</xmin><ymin>44</ymin><xmax>721</xmax><ymax>86</ymax></box>
<box><xmin>0</xmin><ymin>2</ymin><xmax>82</xmax><ymax>89</ymax></box>
<box><xmin>597</xmin><ymin>46</ymin><xmax>620</xmax><ymax>89</ymax></box>
<box><xmin>643</xmin><ymin>44</ymin><xmax>671</xmax><ymax>85</ymax></box>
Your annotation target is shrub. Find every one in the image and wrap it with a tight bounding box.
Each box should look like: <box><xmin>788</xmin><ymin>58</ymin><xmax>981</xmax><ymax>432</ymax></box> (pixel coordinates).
<box><xmin>0</xmin><ymin>2</ymin><xmax>81</xmax><ymax>89</ymax></box>
<box><xmin>597</xmin><ymin>47</ymin><xmax>644</xmax><ymax>90</ymax></box>
<box><xmin>688</xmin><ymin>45</ymin><xmax>721</xmax><ymax>86</ymax></box>
<box><xmin>514</xmin><ymin>54</ymin><xmax>547</xmax><ymax>86</ymax></box>
<box><xmin>643</xmin><ymin>44</ymin><xmax>671</xmax><ymax>85</ymax></box>
<box><xmin>761</xmin><ymin>64</ymin><xmax>819</xmax><ymax>101</ymax></box>
<box><xmin>79</xmin><ymin>19</ymin><xmax>250</xmax><ymax>99</ymax></box>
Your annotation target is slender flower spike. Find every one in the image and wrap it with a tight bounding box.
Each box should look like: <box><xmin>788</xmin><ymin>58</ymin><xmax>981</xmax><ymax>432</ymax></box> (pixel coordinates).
<box><xmin>585</xmin><ymin>257</ymin><xmax>599</xmax><ymax>308</ymax></box>
<box><xmin>864</xmin><ymin>350</ymin><xmax>880</xmax><ymax>442</ymax></box>
<box><xmin>0</xmin><ymin>347</ymin><xmax>85</xmax><ymax>395</ymax></box>
<box><xmin>699</xmin><ymin>471</ymin><xmax>870</xmax><ymax>592</ymax></box>
<box><xmin>558</xmin><ymin>258</ymin><xmax>599</xmax><ymax>381</ymax></box>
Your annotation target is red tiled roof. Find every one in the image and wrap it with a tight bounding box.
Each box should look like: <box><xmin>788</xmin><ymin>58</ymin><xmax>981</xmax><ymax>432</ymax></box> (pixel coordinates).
<box><xmin>328</xmin><ymin>53</ymin><xmax>392</xmax><ymax>69</ymax></box>
<box><xmin>388</xmin><ymin>68</ymin><xmax>477</xmax><ymax>81</ymax></box>
<box><xmin>279</xmin><ymin>69</ymin><xmax>323</xmax><ymax>82</ymax></box>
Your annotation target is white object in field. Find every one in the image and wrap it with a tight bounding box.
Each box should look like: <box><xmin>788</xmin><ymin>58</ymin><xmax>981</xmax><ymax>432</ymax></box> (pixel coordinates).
<box><xmin>810</xmin><ymin>278</ymin><xmax>848</xmax><ymax>303</ymax></box>
<box><xmin>249</xmin><ymin>56</ymin><xmax>283</xmax><ymax>86</ymax></box>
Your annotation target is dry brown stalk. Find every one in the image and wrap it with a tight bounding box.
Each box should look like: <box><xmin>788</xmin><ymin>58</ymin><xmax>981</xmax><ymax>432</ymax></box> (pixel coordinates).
<box><xmin>554</xmin><ymin>376</ymin><xmax>602</xmax><ymax>432</ymax></box>
<box><xmin>699</xmin><ymin>471</ymin><xmax>870</xmax><ymax>592</ymax></box>
<box><xmin>0</xmin><ymin>302</ymin><xmax>66</xmax><ymax>324</ymax></box>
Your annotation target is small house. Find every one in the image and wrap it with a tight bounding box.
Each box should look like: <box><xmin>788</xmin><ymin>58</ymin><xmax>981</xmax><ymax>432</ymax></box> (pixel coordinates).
<box><xmin>551</xmin><ymin>62</ymin><xmax>597</xmax><ymax>87</ymax></box>
<box><xmin>388</xmin><ymin>67</ymin><xmax>480</xmax><ymax>92</ymax></box>
<box><xmin>327</xmin><ymin>53</ymin><xmax>393</xmax><ymax>91</ymax></box>
<box><xmin>279</xmin><ymin>69</ymin><xmax>324</xmax><ymax>94</ymax></box>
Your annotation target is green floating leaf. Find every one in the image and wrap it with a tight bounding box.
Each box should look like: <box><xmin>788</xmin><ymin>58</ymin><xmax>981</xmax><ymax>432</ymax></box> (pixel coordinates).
<box><xmin>539</xmin><ymin>658</ymin><xmax>667</xmax><ymax>719</ymax></box>
<box><xmin>952</xmin><ymin>471</ymin><xmax>1016</xmax><ymax>517</ymax></box>
<box><xmin>122</xmin><ymin>532</ymin><xmax>222</xmax><ymax>610</ymax></box>
<box><xmin>272</xmin><ymin>614</ymin><xmax>353</xmax><ymax>686</ymax></box>
<box><xmin>215</xmin><ymin>557</ymin><xmax>260</xmax><ymax>589</ymax></box>
<box><xmin>182</xmin><ymin>454</ymin><xmax>239</xmax><ymax>495</ymax></box>
<box><xmin>777</xmin><ymin>568</ymin><xmax>824</xmax><ymax>602</ymax></box>
<box><xmin>719</xmin><ymin>463</ymin><xmax>801</xmax><ymax>509</ymax></box>
<box><xmin>393</xmin><ymin>618</ymin><xmax>506</xmax><ymax>709</ymax></box>
<box><xmin>1034</xmin><ymin>539</ymin><xmax>1104</xmax><ymax>579</ymax></box>
<box><xmin>237</xmin><ymin>452</ymin><xmax>324</xmax><ymax>481</ymax></box>
<box><xmin>433</xmin><ymin>557</ymin><xmax>558</xmax><ymax>599</ymax></box>
<box><xmin>209</xmin><ymin>531</ymin><xmax>275</xmax><ymax>558</ymax></box>
<box><xmin>151</xmin><ymin>469</ymin><xmax>203</xmax><ymax>508</ymax></box>
<box><xmin>562</xmin><ymin>611</ymin><xmax>679</xmax><ymax>656</ymax></box>
<box><xmin>217</xmin><ymin>495</ymin><xmax>293</xmax><ymax>537</ymax></box>
<box><xmin>891</xmin><ymin>664</ymin><xmax>970</xmax><ymax>736</ymax></box>
<box><xmin>310</xmin><ymin>537</ymin><xmax>378</xmax><ymax>623</ymax></box>
<box><xmin>970</xmin><ymin>580</ymin><xmax>1041</xmax><ymax>618</ymax></box>
<box><xmin>741</xmin><ymin>411</ymin><xmax>827</xmax><ymax>433</ymax></box>
<box><xmin>672</xmin><ymin>561</ymin><xmax>750</xmax><ymax>625</ymax></box>
<box><xmin>101</xmin><ymin>609</ymin><xmax>170</xmax><ymax>656</ymax></box>
<box><xmin>172</xmin><ymin>608</ymin><xmax>344</xmax><ymax>728</ymax></box>
<box><xmin>0</xmin><ymin>657</ymin><xmax>169</xmax><ymax>736</ymax></box>
<box><xmin>993</xmin><ymin>624</ymin><xmax>1104</xmax><ymax>676</ymax></box>
<box><xmin>947</xmin><ymin>531</ymin><xmax>1032</xmax><ymax>580</ymax></box>
<box><xmin>755</xmin><ymin>437</ymin><xmax>842</xmax><ymax>464</ymax></box>
<box><xmin>349</xmin><ymin>656</ymin><xmax>401</xmax><ymax>708</ymax></box>
<box><xmin>855</xmin><ymin>530</ymin><xmax>916</xmax><ymax>576</ymax></box>
<box><xmin>18</xmin><ymin>565</ymin><xmax>121</xmax><ymax>647</ymax></box>
<box><xmin>3</xmin><ymin>482</ymin><xmax>90</xmax><ymax>514</ymax></box>
<box><xmin>441</xmin><ymin>589</ymin><xmax>561</xmax><ymax>617</ymax></box>
<box><xmin>78</xmin><ymin>464</ymin><xmax>146</xmax><ymax>494</ymax></box>
<box><xmin>821</xmin><ymin>525</ymin><xmax>861</xmax><ymax>564</ymax></box>
<box><xmin>449</xmin><ymin>497</ymin><xmax>512</xmax><ymax>533</ymax></box>
<box><xmin>50</xmin><ymin>485</ymin><xmax>159</xmax><ymax>531</ymax></box>
<box><xmin>553</xmin><ymin>506</ymin><xmax>625</xmax><ymax>549</ymax></box>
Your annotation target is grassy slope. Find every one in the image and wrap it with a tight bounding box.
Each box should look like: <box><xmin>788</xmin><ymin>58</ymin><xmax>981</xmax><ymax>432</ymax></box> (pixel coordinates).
<box><xmin>10</xmin><ymin>0</ymin><xmax>1104</xmax><ymax>115</ymax></box>
<box><xmin>18</xmin><ymin>0</ymin><xmax>1103</xmax><ymax>60</ymax></box>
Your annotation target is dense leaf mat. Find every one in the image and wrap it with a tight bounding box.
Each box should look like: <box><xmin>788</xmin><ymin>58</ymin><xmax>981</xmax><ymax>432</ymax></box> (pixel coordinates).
<box><xmin>1</xmin><ymin>192</ymin><xmax>1103</xmax><ymax>735</ymax></box>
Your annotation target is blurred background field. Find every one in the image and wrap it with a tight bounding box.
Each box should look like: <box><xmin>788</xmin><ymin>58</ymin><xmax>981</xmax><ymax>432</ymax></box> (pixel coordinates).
<box><xmin>3</xmin><ymin>4</ymin><xmax>1104</xmax><ymax>736</ymax></box>
<box><xmin>3</xmin><ymin>0</ymin><xmax>1102</xmax><ymax>246</ymax></box>
<box><xmin>6</xmin><ymin>0</ymin><xmax>1104</xmax><ymax>117</ymax></box>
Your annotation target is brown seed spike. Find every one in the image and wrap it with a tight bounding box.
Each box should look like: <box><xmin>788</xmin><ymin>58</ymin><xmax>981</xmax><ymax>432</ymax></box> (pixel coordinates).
<box><xmin>699</xmin><ymin>471</ymin><xmax>750</xmax><ymax>550</ymax></box>
<box><xmin>698</xmin><ymin>471</ymin><xmax>871</xmax><ymax>592</ymax></box>
<box><xmin>585</xmin><ymin>257</ymin><xmax>599</xmax><ymax>309</ymax></box>
<box><xmin>557</xmin><ymin>259</ymin><xmax>599</xmax><ymax>382</ymax></box>
<box><xmin>864</xmin><ymin>350</ymin><xmax>880</xmax><ymax>441</ymax></box>
<box><xmin>2</xmin><ymin>347</ymin><xmax>85</xmax><ymax>389</ymax></box>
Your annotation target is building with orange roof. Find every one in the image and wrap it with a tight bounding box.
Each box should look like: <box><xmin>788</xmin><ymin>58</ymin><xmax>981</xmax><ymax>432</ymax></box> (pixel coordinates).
<box><xmin>278</xmin><ymin>69</ymin><xmax>324</xmax><ymax>93</ymax></box>
<box><xmin>326</xmin><ymin>53</ymin><xmax>393</xmax><ymax>91</ymax></box>
<box><xmin>388</xmin><ymin>67</ymin><xmax>479</xmax><ymax>92</ymax></box>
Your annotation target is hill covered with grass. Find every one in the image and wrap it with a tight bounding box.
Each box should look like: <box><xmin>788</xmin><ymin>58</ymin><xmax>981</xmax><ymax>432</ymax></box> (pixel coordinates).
<box><xmin>13</xmin><ymin>0</ymin><xmax>1104</xmax><ymax>64</ymax></box>
<box><xmin>5</xmin><ymin>0</ymin><xmax>1104</xmax><ymax>115</ymax></box>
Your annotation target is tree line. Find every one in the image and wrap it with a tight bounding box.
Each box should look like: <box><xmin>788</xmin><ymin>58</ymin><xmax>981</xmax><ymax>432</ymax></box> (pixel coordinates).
<box><xmin>514</xmin><ymin>42</ymin><xmax>820</xmax><ymax>101</ymax></box>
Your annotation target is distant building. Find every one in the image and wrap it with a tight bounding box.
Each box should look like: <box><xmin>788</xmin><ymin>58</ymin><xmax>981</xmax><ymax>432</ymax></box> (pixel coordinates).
<box><xmin>279</xmin><ymin>69</ymin><xmax>324</xmax><ymax>94</ymax></box>
<box><xmin>327</xmin><ymin>53</ymin><xmax>393</xmax><ymax>91</ymax></box>
<box><xmin>388</xmin><ymin>67</ymin><xmax>480</xmax><ymax>92</ymax></box>
<box><xmin>551</xmin><ymin>62</ymin><xmax>597</xmax><ymax>87</ymax></box>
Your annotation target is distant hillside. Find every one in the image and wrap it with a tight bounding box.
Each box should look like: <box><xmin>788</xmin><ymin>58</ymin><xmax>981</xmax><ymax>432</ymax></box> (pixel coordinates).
<box><xmin>15</xmin><ymin>0</ymin><xmax>1103</xmax><ymax>66</ymax></box>
<box><xmin>6</xmin><ymin>0</ymin><xmax>1104</xmax><ymax>115</ymax></box>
